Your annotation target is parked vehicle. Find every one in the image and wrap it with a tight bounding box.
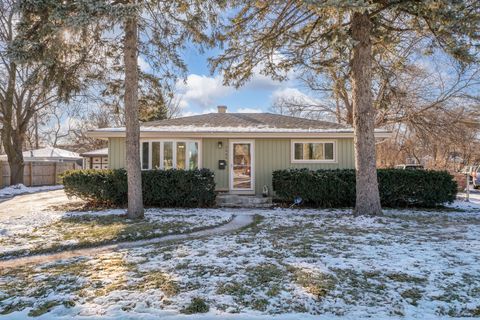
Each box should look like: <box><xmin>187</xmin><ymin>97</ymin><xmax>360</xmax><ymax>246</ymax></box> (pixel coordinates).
<box><xmin>394</xmin><ymin>164</ymin><xmax>424</xmax><ymax>170</ymax></box>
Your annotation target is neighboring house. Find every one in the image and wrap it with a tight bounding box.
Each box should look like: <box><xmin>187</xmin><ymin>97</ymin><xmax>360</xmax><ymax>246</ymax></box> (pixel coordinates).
<box><xmin>88</xmin><ymin>106</ymin><xmax>390</xmax><ymax>196</ymax></box>
<box><xmin>0</xmin><ymin>147</ymin><xmax>82</xmax><ymax>164</ymax></box>
<box><xmin>0</xmin><ymin>147</ymin><xmax>83</xmax><ymax>187</ymax></box>
<box><xmin>80</xmin><ymin>148</ymin><xmax>109</xmax><ymax>170</ymax></box>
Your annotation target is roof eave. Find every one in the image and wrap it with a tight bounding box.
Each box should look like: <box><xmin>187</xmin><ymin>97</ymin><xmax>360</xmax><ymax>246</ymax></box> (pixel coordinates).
<box><xmin>87</xmin><ymin>130</ymin><xmax>392</xmax><ymax>139</ymax></box>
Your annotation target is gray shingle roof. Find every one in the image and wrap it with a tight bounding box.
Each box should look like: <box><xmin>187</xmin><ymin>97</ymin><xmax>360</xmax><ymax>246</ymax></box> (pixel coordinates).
<box><xmin>80</xmin><ymin>148</ymin><xmax>108</xmax><ymax>157</ymax></box>
<box><xmin>141</xmin><ymin>113</ymin><xmax>349</xmax><ymax>131</ymax></box>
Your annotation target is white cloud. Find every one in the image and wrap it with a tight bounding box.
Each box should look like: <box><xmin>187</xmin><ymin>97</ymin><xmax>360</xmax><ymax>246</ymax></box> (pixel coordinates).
<box><xmin>245</xmin><ymin>68</ymin><xmax>284</xmax><ymax>90</ymax></box>
<box><xmin>180</xmin><ymin>111</ymin><xmax>199</xmax><ymax>117</ymax></box>
<box><xmin>243</xmin><ymin>53</ymin><xmax>298</xmax><ymax>90</ymax></box>
<box><xmin>237</xmin><ymin>107</ymin><xmax>262</xmax><ymax>113</ymax></box>
<box><xmin>138</xmin><ymin>56</ymin><xmax>150</xmax><ymax>72</ymax></box>
<box><xmin>180</xmin><ymin>108</ymin><xmax>217</xmax><ymax>117</ymax></box>
<box><xmin>271</xmin><ymin>87</ymin><xmax>320</xmax><ymax>105</ymax></box>
<box><xmin>176</xmin><ymin>57</ymin><xmax>297</xmax><ymax>114</ymax></box>
<box><xmin>176</xmin><ymin>74</ymin><xmax>233</xmax><ymax>109</ymax></box>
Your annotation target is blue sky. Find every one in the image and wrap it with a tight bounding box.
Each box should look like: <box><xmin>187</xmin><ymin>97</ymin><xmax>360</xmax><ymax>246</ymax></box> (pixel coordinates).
<box><xmin>169</xmin><ymin>47</ymin><xmax>309</xmax><ymax>116</ymax></box>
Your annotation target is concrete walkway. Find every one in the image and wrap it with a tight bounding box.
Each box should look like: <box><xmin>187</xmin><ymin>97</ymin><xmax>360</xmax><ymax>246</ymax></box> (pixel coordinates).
<box><xmin>0</xmin><ymin>213</ymin><xmax>254</xmax><ymax>268</ymax></box>
<box><xmin>0</xmin><ymin>189</ymin><xmax>81</xmax><ymax>220</ymax></box>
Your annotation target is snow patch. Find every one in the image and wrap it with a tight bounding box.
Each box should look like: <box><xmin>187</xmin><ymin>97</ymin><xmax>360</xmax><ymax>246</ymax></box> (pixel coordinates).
<box><xmin>0</xmin><ymin>184</ymin><xmax>63</xmax><ymax>198</ymax></box>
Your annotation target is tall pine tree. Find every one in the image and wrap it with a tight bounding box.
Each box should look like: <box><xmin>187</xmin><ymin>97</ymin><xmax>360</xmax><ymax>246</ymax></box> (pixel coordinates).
<box><xmin>15</xmin><ymin>0</ymin><xmax>222</xmax><ymax>218</ymax></box>
<box><xmin>211</xmin><ymin>0</ymin><xmax>479</xmax><ymax>215</ymax></box>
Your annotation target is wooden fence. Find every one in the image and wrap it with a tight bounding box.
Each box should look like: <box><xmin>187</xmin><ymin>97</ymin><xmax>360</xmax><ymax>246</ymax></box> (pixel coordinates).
<box><xmin>0</xmin><ymin>161</ymin><xmax>79</xmax><ymax>187</ymax></box>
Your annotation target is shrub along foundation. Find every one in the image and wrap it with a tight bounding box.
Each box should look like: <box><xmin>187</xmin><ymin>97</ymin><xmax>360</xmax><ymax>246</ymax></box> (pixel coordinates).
<box><xmin>273</xmin><ymin>169</ymin><xmax>457</xmax><ymax>208</ymax></box>
<box><xmin>62</xmin><ymin>168</ymin><xmax>216</xmax><ymax>207</ymax></box>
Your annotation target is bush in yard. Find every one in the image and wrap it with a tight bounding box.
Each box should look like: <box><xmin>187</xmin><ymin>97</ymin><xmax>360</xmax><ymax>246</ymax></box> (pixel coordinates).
<box><xmin>62</xmin><ymin>168</ymin><xmax>216</xmax><ymax>207</ymax></box>
<box><xmin>273</xmin><ymin>169</ymin><xmax>457</xmax><ymax>208</ymax></box>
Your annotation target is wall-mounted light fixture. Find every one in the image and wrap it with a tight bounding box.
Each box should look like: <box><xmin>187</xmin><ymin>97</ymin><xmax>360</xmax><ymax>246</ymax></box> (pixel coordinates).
<box><xmin>218</xmin><ymin>141</ymin><xmax>223</xmax><ymax>149</ymax></box>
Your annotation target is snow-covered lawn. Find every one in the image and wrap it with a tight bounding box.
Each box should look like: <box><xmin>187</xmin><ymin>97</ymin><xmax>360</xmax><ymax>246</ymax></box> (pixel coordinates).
<box><xmin>1</xmin><ymin>204</ymin><xmax>479</xmax><ymax>319</ymax></box>
<box><xmin>0</xmin><ymin>206</ymin><xmax>233</xmax><ymax>259</ymax></box>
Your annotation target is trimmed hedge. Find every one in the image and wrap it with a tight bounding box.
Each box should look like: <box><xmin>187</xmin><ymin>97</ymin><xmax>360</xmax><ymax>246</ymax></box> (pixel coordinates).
<box><xmin>62</xmin><ymin>168</ymin><xmax>216</xmax><ymax>207</ymax></box>
<box><xmin>273</xmin><ymin>169</ymin><xmax>457</xmax><ymax>208</ymax></box>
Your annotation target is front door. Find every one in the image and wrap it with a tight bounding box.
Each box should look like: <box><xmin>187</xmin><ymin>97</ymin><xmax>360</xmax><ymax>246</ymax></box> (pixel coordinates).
<box><xmin>229</xmin><ymin>140</ymin><xmax>255</xmax><ymax>193</ymax></box>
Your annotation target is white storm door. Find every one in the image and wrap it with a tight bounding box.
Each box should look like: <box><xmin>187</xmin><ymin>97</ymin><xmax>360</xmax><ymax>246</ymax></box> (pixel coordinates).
<box><xmin>229</xmin><ymin>140</ymin><xmax>255</xmax><ymax>192</ymax></box>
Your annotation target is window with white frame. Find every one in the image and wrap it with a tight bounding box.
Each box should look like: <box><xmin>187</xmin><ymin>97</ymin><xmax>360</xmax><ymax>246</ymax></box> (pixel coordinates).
<box><xmin>291</xmin><ymin>140</ymin><xmax>336</xmax><ymax>163</ymax></box>
<box><xmin>141</xmin><ymin>140</ymin><xmax>200</xmax><ymax>170</ymax></box>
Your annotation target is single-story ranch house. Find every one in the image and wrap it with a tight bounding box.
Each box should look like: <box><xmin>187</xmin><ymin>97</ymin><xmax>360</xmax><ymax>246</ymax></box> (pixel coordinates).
<box><xmin>88</xmin><ymin>106</ymin><xmax>390</xmax><ymax>196</ymax></box>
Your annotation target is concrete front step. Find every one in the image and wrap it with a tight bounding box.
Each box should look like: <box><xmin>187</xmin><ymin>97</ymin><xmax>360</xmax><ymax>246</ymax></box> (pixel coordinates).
<box><xmin>216</xmin><ymin>194</ymin><xmax>273</xmax><ymax>208</ymax></box>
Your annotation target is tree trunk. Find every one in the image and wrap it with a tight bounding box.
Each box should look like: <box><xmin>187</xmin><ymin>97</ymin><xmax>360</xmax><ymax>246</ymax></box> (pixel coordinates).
<box><xmin>9</xmin><ymin>157</ymin><xmax>25</xmax><ymax>185</ymax></box>
<box><xmin>2</xmin><ymin>61</ymin><xmax>26</xmax><ymax>186</ymax></box>
<box><xmin>350</xmin><ymin>12</ymin><xmax>382</xmax><ymax>216</ymax></box>
<box><xmin>2</xmin><ymin>127</ymin><xmax>26</xmax><ymax>185</ymax></box>
<box><xmin>123</xmin><ymin>12</ymin><xmax>144</xmax><ymax>219</ymax></box>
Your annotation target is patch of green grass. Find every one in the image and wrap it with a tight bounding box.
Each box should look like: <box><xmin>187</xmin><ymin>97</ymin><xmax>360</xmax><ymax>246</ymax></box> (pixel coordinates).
<box><xmin>28</xmin><ymin>301</ymin><xmax>61</xmax><ymax>317</ymax></box>
<box><xmin>329</xmin><ymin>268</ymin><xmax>388</xmax><ymax>299</ymax></box>
<box><xmin>293</xmin><ymin>240</ymin><xmax>315</xmax><ymax>258</ymax></box>
<box><xmin>386</xmin><ymin>272</ymin><xmax>426</xmax><ymax>284</ymax></box>
<box><xmin>261</xmin><ymin>250</ymin><xmax>285</xmax><ymax>259</ymax></box>
<box><xmin>290</xmin><ymin>268</ymin><xmax>336</xmax><ymax>299</ymax></box>
<box><xmin>175</xmin><ymin>261</ymin><xmax>190</xmax><ymax>270</ymax></box>
<box><xmin>438</xmin><ymin>305</ymin><xmax>480</xmax><ymax>317</ymax></box>
<box><xmin>401</xmin><ymin>288</ymin><xmax>423</xmax><ymax>306</ymax></box>
<box><xmin>217</xmin><ymin>282</ymin><xmax>250</xmax><ymax>297</ymax></box>
<box><xmin>247</xmin><ymin>263</ymin><xmax>285</xmax><ymax>285</ymax></box>
<box><xmin>0</xmin><ymin>301</ymin><xmax>29</xmax><ymax>315</ymax></box>
<box><xmin>181</xmin><ymin>297</ymin><xmax>209</xmax><ymax>314</ymax></box>
<box><xmin>251</xmin><ymin>298</ymin><xmax>269</xmax><ymax>311</ymax></box>
<box><xmin>266</xmin><ymin>284</ymin><xmax>282</xmax><ymax>297</ymax></box>
<box><xmin>136</xmin><ymin>271</ymin><xmax>179</xmax><ymax>296</ymax></box>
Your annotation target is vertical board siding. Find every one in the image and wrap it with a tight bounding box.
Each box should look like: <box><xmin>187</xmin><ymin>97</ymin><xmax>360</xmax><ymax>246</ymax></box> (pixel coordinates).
<box><xmin>254</xmin><ymin>138</ymin><xmax>354</xmax><ymax>195</ymax></box>
<box><xmin>202</xmin><ymin>138</ymin><xmax>229</xmax><ymax>190</ymax></box>
<box><xmin>108</xmin><ymin>137</ymin><xmax>354</xmax><ymax>195</ymax></box>
<box><xmin>108</xmin><ymin>138</ymin><xmax>126</xmax><ymax>169</ymax></box>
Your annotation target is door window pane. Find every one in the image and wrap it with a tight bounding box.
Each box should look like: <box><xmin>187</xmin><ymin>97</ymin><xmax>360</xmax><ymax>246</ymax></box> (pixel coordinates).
<box><xmin>176</xmin><ymin>142</ymin><xmax>186</xmax><ymax>169</ymax></box>
<box><xmin>233</xmin><ymin>143</ymin><xmax>251</xmax><ymax>189</ymax></box>
<box><xmin>164</xmin><ymin>142</ymin><xmax>173</xmax><ymax>169</ymax></box>
<box><xmin>152</xmin><ymin>142</ymin><xmax>160</xmax><ymax>169</ymax></box>
<box><xmin>142</xmin><ymin>142</ymin><xmax>149</xmax><ymax>169</ymax></box>
<box><xmin>187</xmin><ymin>142</ymin><xmax>199</xmax><ymax>170</ymax></box>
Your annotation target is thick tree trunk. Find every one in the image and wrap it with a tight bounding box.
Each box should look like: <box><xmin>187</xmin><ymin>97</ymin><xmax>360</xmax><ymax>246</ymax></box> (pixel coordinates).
<box><xmin>2</xmin><ymin>127</ymin><xmax>26</xmax><ymax>185</ymax></box>
<box><xmin>9</xmin><ymin>157</ymin><xmax>25</xmax><ymax>186</ymax></box>
<box><xmin>2</xmin><ymin>61</ymin><xmax>26</xmax><ymax>186</ymax></box>
<box><xmin>123</xmin><ymin>13</ymin><xmax>144</xmax><ymax>219</ymax></box>
<box><xmin>351</xmin><ymin>12</ymin><xmax>382</xmax><ymax>216</ymax></box>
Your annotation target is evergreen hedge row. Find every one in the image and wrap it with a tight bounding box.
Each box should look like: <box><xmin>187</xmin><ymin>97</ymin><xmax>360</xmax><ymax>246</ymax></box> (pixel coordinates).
<box><xmin>62</xmin><ymin>168</ymin><xmax>216</xmax><ymax>207</ymax></box>
<box><xmin>272</xmin><ymin>169</ymin><xmax>457</xmax><ymax>208</ymax></box>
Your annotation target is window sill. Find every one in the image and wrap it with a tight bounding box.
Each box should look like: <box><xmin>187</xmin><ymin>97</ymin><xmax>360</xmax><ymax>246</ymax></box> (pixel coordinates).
<box><xmin>291</xmin><ymin>160</ymin><xmax>337</xmax><ymax>164</ymax></box>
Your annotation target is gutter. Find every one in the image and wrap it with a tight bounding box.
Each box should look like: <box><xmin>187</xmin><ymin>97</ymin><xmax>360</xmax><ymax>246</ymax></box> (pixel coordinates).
<box><xmin>87</xmin><ymin>130</ymin><xmax>392</xmax><ymax>139</ymax></box>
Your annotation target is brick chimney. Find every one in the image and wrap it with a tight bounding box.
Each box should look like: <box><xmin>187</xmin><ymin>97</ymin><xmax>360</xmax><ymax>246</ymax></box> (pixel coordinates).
<box><xmin>217</xmin><ymin>105</ymin><xmax>227</xmax><ymax>113</ymax></box>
